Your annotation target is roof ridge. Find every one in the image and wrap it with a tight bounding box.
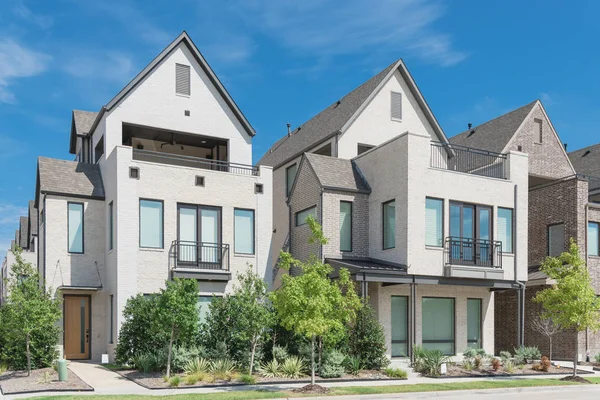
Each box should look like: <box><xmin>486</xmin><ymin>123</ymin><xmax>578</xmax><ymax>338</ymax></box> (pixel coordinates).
<box><xmin>569</xmin><ymin>142</ymin><xmax>600</xmax><ymax>154</ymax></box>
<box><xmin>457</xmin><ymin>100</ymin><xmax>537</xmax><ymax>136</ymax></box>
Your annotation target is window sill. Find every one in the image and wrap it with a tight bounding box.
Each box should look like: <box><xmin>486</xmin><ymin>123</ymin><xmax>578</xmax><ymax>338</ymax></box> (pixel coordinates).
<box><xmin>382</xmin><ymin>247</ymin><xmax>395</xmax><ymax>251</ymax></box>
<box><xmin>588</xmin><ymin>255</ymin><xmax>600</xmax><ymax>259</ymax></box>
<box><xmin>534</xmin><ymin>142</ymin><xmax>543</xmax><ymax>145</ymax></box>
<box><xmin>176</xmin><ymin>93</ymin><xmax>190</xmax><ymax>99</ymax></box>
<box><xmin>391</xmin><ymin>117</ymin><xmax>402</xmax><ymax>123</ymax></box>
<box><xmin>234</xmin><ymin>253</ymin><xmax>256</xmax><ymax>258</ymax></box>
<box><xmin>139</xmin><ymin>247</ymin><xmax>165</xmax><ymax>253</ymax></box>
<box><xmin>425</xmin><ymin>245</ymin><xmax>444</xmax><ymax>251</ymax></box>
<box><xmin>502</xmin><ymin>253</ymin><xmax>515</xmax><ymax>257</ymax></box>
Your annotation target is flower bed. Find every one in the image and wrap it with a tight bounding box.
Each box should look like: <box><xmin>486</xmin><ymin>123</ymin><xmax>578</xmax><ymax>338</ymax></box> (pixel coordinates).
<box><xmin>0</xmin><ymin>368</ymin><xmax>93</xmax><ymax>395</ymax></box>
<box><xmin>432</xmin><ymin>363</ymin><xmax>592</xmax><ymax>378</ymax></box>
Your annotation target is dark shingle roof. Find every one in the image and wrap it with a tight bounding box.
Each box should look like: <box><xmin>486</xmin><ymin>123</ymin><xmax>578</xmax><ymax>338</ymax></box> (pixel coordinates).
<box><xmin>305</xmin><ymin>153</ymin><xmax>370</xmax><ymax>193</ymax></box>
<box><xmin>450</xmin><ymin>101</ymin><xmax>537</xmax><ymax>153</ymax></box>
<box><xmin>19</xmin><ymin>216</ymin><xmax>28</xmax><ymax>249</ymax></box>
<box><xmin>569</xmin><ymin>143</ymin><xmax>600</xmax><ymax>177</ymax></box>
<box><xmin>37</xmin><ymin>157</ymin><xmax>105</xmax><ymax>201</ymax></box>
<box><xmin>28</xmin><ymin>200</ymin><xmax>37</xmax><ymax>236</ymax></box>
<box><xmin>258</xmin><ymin>60</ymin><xmax>400</xmax><ymax>168</ymax></box>
<box><xmin>73</xmin><ymin>110</ymin><xmax>98</xmax><ymax>136</ymax></box>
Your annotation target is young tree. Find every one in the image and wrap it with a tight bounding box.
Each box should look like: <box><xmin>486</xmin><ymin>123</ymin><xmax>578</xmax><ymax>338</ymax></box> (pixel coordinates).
<box><xmin>530</xmin><ymin>312</ymin><xmax>561</xmax><ymax>361</ymax></box>
<box><xmin>270</xmin><ymin>216</ymin><xmax>361</xmax><ymax>385</ymax></box>
<box><xmin>156</xmin><ymin>278</ymin><xmax>199</xmax><ymax>378</ymax></box>
<box><xmin>348</xmin><ymin>300</ymin><xmax>390</xmax><ymax>370</ymax></box>
<box><xmin>0</xmin><ymin>248</ymin><xmax>61</xmax><ymax>375</ymax></box>
<box><xmin>534</xmin><ymin>240</ymin><xmax>600</xmax><ymax>377</ymax></box>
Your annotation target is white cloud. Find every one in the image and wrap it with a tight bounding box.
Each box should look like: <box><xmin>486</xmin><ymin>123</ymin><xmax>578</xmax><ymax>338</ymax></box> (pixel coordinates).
<box><xmin>0</xmin><ymin>39</ymin><xmax>50</xmax><ymax>103</ymax></box>
<box><xmin>63</xmin><ymin>52</ymin><xmax>136</xmax><ymax>84</ymax></box>
<box><xmin>0</xmin><ymin>134</ymin><xmax>27</xmax><ymax>160</ymax></box>
<box><xmin>13</xmin><ymin>1</ymin><xmax>54</xmax><ymax>29</ymax></box>
<box><xmin>540</xmin><ymin>92</ymin><xmax>556</xmax><ymax>107</ymax></box>
<box><xmin>203</xmin><ymin>34</ymin><xmax>256</xmax><ymax>65</ymax></box>
<box><xmin>0</xmin><ymin>202</ymin><xmax>27</xmax><ymax>252</ymax></box>
<box><xmin>232</xmin><ymin>0</ymin><xmax>466</xmax><ymax>67</ymax></box>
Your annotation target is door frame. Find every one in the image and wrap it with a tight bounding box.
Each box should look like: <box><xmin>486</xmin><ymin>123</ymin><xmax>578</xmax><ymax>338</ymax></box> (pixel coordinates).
<box><xmin>63</xmin><ymin>294</ymin><xmax>92</xmax><ymax>360</ymax></box>
<box><xmin>449</xmin><ymin>201</ymin><xmax>494</xmax><ymax>241</ymax></box>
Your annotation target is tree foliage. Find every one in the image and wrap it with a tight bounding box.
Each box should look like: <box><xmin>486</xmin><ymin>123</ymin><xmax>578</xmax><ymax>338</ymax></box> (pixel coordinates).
<box><xmin>347</xmin><ymin>300</ymin><xmax>390</xmax><ymax>370</ymax></box>
<box><xmin>534</xmin><ymin>240</ymin><xmax>600</xmax><ymax>376</ymax></box>
<box><xmin>270</xmin><ymin>215</ymin><xmax>361</xmax><ymax>384</ymax></box>
<box><xmin>0</xmin><ymin>248</ymin><xmax>61</xmax><ymax>374</ymax></box>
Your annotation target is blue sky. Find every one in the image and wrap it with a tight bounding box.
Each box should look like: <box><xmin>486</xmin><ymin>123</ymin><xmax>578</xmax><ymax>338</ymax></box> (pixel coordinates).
<box><xmin>0</xmin><ymin>0</ymin><xmax>599</xmax><ymax>251</ymax></box>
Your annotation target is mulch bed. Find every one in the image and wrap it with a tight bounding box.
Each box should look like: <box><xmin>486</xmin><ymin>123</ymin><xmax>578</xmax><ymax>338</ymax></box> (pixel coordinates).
<box><xmin>560</xmin><ymin>375</ymin><xmax>590</xmax><ymax>383</ymax></box>
<box><xmin>0</xmin><ymin>368</ymin><xmax>93</xmax><ymax>395</ymax></box>
<box><xmin>112</xmin><ymin>368</ymin><xmax>392</xmax><ymax>390</ymax></box>
<box><xmin>292</xmin><ymin>384</ymin><xmax>330</xmax><ymax>394</ymax></box>
<box><xmin>428</xmin><ymin>364</ymin><xmax>592</xmax><ymax>378</ymax></box>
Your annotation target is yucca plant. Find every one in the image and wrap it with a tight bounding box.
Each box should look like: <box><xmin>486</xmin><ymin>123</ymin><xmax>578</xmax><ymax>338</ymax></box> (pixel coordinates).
<box><xmin>344</xmin><ymin>355</ymin><xmax>364</xmax><ymax>375</ymax></box>
<box><xmin>210</xmin><ymin>359</ymin><xmax>237</xmax><ymax>380</ymax></box>
<box><xmin>184</xmin><ymin>357</ymin><xmax>210</xmax><ymax>375</ymax></box>
<box><xmin>418</xmin><ymin>348</ymin><xmax>450</xmax><ymax>376</ymax></box>
<box><xmin>258</xmin><ymin>358</ymin><xmax>280</xmax><ymax>378</ymax></box>
<box><xmin>280</xmin><ymin>356</ymin><xmax>305</xmax><ymax>379</ymax></box>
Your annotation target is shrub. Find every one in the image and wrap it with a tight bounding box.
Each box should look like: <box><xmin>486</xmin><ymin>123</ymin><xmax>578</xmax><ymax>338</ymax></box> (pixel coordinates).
<box><xmin>280</xmin><ymin>356</ymin><xmax>305</xmax><ymax>378</ymax></box>
<box><xmin>540</xmin><ymin>356</ymin><xmax>551</xmax><ymax>372</ymax></box>
<box><xmin>347</xmin><ymin>303</ymin><xmax>390</xmax><ymax>370</ymax></box>
<box><xmin>413</xmin><ymin>348</ymin><xmax>449</xmax><ymax>376</ymax></box>
<box><xmin>238</xmin><ymin>374</ymin><xmax>256</xmax><ymax>384</ymax></box>
<box><xmin>184</xmin><ymin>357</ymin><xmax>210</xmax><ymax>375</ymax></box>
<box><xmin>209</xmin><ymin>359</ymin><xmax>237</xmax><ymax>380</ymax></box>
<box><xmin>532</xmin><ymin>362</ymin><xmax>542</xmax><ymax>371</ymax></box>
<box><xmin>169</xmin><ymin>375</ymin><xmax>181</xmax><ymax>387</ymax></box>
<box><xmin>384</xmin><ymin>367</ymin><xmax>408</xmax><ymax>379</ymax></box>
<box><xmin>171</xmin><ymin>346</ymin><xmax>206</xmax><ymax>373</ymax></box>
<box><xmin>463</xmin><ymin>348</ymin><xmax>487</xmax><ymax>369</ymax></box>
<box><xmin>595</xmin><ymin>353</ymin><xmax>600</xmax><ymax>364</ymax></box>
<box><xmin>491</xmin><ymin>358</ymin><xmax>501</xmax><ymax>371</ymax></box>
<box><xmin>504</xmin><ymin>360</ymin><xmax>516</xmax><ymax>374</ymax></box>
<box><xmin>344</xmin><ymin>355</ymin><xmax>363</xmax><ymax>375</ymax></box>
<box><xmin>184</xmin><ymin>374</ymin><xmax>199</xmax><ymax>385</ymax></box>
<box><xmin>320</xmin><ymin>349</ymin><xmax>345</xmax><ymax>378</ymax></box>
<box><xmin>0</xmin><ymin>362</ymin><xmax>8</xmax><ymax>373</ymax></box>
<box><xmin>514</xmin><ymin>346</ymin><xmax>541</xmax><ymax>365</ymax></box>
<box><xmin>258</xmin><ymin>359</ymin><xmax>280</xmax><ymax>378</ymax></box>
<box><xmin>411</xmin><ymin>345</ymin><xmax>426</xmax><ymax>372</ymax></box>
<box><xmin>132</xmin><ymin>349</ymin><xmax>167</xmax><ymax>373</ymax></box>
<box><xmin>499</xmin><ymin>350</ymin><xmax>512</xmax><ymax>364</ymax></box>
<box><xmin>272</xmin><ymin>345</ymin><xmax>288</xmax><ymax>363</ymax></box>
<box><xmin>463</xmin><ymin>359</ymin><xmax>474</xmax><ymax>371</ymax></box>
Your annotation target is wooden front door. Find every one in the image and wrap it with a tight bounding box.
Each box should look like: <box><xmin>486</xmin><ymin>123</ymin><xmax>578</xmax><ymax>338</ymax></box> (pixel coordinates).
<box><xmin>64</xmin><ymin>296</ymin><xmax>90</xmax><ymax>359</ymax></box>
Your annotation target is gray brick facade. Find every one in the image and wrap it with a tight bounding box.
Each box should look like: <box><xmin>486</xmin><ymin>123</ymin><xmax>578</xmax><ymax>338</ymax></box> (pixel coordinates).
<box><xmin>322</xmin><ymin>191</ymin><xmax>370</xmax><ymax>259</ymax></box>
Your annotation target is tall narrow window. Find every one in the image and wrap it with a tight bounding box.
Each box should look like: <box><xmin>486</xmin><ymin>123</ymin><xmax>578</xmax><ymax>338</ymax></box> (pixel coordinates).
<box><xmin>497</xmin><ymin>208</ymin><xmax>513</xmax><ymax>253</ymax></box>
<box><xmin>339</xmin><ymin>201</ymin><xmax>352</xmax><ymax>252</ymax></box>
<box><xmin>94</xmin><ymin>136</ymin><xmax>104</xmax><ymax>163</ymax></box>
<box><xmin>68</xmin><ymin>202</ymin><xmax>84</xmax><ymax>253</ymax></box>
<box><xmin>391</xmin><ymin>92</ymin><xmax>402</xmax><ymax>120</ymax></box>
<box><xmin>422</xmin><ymin>297</ymin><xmax>455</xmax><ymax>355</ymax></box>
<box><xmin>382</xmin><ymin>200</ymin><xmax>395</xmax><ymax>249</ymax></box>
<box><xmin>467</xmin><ymin>298</ymin><xmax>482</xmax><ymax>349</ymax></box>
<box><xmin>548</xmin><ymin>223</ymin><xmax>565</xmax><ymax>257</ymax></box>
<box><xmin>425</xmin><ymin>198</ymin><xmax>443</xmax><ymax>247</ymax></box>
<box><xmin>286</xmin><ymin>163</ymin><xmax>298</xmax><ymax>197</ymax></box>
<box><xmin>391</xmin><ymin>296</ymin><xmax>408</xmax><ymax>357</ymax></box>
<box><xmin>589</xmin><ymin>222</ymin><xmax>599</xmax><ymax>256</ymax></box>
<box><xmin>139</xmin><ymin>199</ymin><xmax>163</xmax><ymax>248</ymax></box>
<box><xmin>109</xmin><ymin>294</ymin><xmax>114</xmax><ymax>344</ymax></box>
<box><xmin>175</xmin><ymin>63</ymin><xmax>191</xmax><ymax>95</ymax></box>
<box><xmin>108</xmin><ymin>201</ymin><xmax>114</xmax><ymax>251</ymax></box>
<box><xmin>534</xmin><ymin>118</ymin><xmax>543</xmax><ymax>143</ymax></box>
<box><xmin>234</xmin><ymin>209</ymin><xmax>255</xmax><ymax>254</ymax></box>
<box><xmin>197</xmin><ymin>296</ymin><xmax>213</xmax><ymax>325</ymax></box>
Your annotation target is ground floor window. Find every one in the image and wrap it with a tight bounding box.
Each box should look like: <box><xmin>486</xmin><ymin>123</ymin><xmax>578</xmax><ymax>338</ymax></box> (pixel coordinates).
<box><xmin>197</xmin><ymin>296</ymin><xmax>214</xmax><ymax>324</ymax></box>
<box><xmin>422</xmin><ymin>297</ymin><xmax>455</xmax><ymax>355</ymax></box>
<box><xmin>391</xmin><ymin>296</ymin><xmax>408</xmax><ymax>357</ymax></box>
<box><xmin>467</xmin><ymin>298</ymin><xmax>482</xmax><ymax>349</ymax></box>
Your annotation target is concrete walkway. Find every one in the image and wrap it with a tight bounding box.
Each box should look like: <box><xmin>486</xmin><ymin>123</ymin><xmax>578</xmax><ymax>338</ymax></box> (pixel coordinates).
<box><xmin>2</xmin><ymin>361</ymin><xmax>598</xmax><ymax>399</ymax></box>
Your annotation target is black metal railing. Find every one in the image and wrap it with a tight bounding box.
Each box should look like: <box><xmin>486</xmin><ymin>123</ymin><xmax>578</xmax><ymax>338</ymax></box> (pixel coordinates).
<box><xmin>445</xmin><ymin>236</ymin><xmax>502</xmax><ymax>268</ymax></box>
<box><xmin>133</xmin><ymin>149</ymin><xmax>260</xmax><ymax>176</ymax></box>
<box><xmin>171</xmin><ymin>240</ymin><xmax>230</xmax><ymax>271</ymax></box>
<box><xmin>430</xmin><ymin>142</ymin><xmax>508</xmax><ymax>179</ymax></box>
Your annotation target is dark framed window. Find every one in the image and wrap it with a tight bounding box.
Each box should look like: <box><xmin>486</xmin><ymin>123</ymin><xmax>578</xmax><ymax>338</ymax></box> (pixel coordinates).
<box><xmin>286</xmin><ymin>163</ymin><xmax>298</xmax><ymax>197</ymax></box>
<box><xmin>94</xmin><ymin>136</ymin><xmax>104</xmax><ymax>164</ymax></box>
<box><xmin>497</xmin><ymin>207</ymin><xmax>514</xmax><ymax>253</ymax></box>
<box><xmin>422</xmin><ymin>297</ymin><xmax>455</xmax><ymax>355</ymax></box>
<box><xmin>139</xmin><ymin>199</ymin><xmax>164</xmax><ymax>248</ymax></box>
<box><xmin>391</xmin><ymin>296</ymin><xmax>408</xmax><ymax>357</ymax></box>
<box><xmin>589</xmin><ymin>222</ymin><xmax>599</xmax><ymax>256</ymax></box>
<box><xmin>425</xmin><ymin>198</ymin><xmax>443</xmax><ymax>247</ymax></box>
<box><xmin>108</xmin><ymin>201</ymin><xmax>114</xmax><ymax>251</ymax></box>
<box><xmin>67</xmin><ymin>202</ymin><xmax>84</xmax><ymax>254</ymax></box>
<box><xmin>547</xmin><ymin>223</ymin><xmax>565</xmax><ymax>257</ymax></box>
<box><xmin>177</xmin><ymin>204</ymin><xmax>222</xmax><ymax>265</ymax></box>
<box><xmin>313</xmin><ymin>143</ymin><xmax>332</xmax><ymax>156</ymax></box>
<box><xmin>295</xmin><ymin>206</ymin><xmax>316</xmax><ymax>226</ymax></box>
<box><xmin>382</xmin><ymin>200</ymin><xmax>395</xmax><ymax>249</ymax></box>
<box><xmin>467</xmin><ymin>298</ymin><xmax>482</xmax><ymax>349</ymax></box>
<box><xmin>109</xmin><ymin>294</ymin><xmax>114</xmax><ymax>344</ymax></box>
<box><xmin>339</xmin><ymin>201</ymin><xmax>352</xmax><ymax>252</ymax></box>
<box><xmin>357</xmin><ymin>143</ymin><xmax>375</xmax><ymax>155</ymax></box>
<box><xmin>234</xmin><ymin>208</ymin><xmax>255</xmax><ymax>255</ymax></box>
<box><xmin>197</xmin><ymin>296</ymin><xmax>214</xmax><ymax>324</ymax></box>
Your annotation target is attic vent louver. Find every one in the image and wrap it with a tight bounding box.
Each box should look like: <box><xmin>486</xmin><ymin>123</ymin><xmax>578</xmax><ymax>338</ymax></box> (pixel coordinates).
<box><xmin>583</xmin><ymin>150</ymin><xmax>591</xmax><ymax>157</ymax></box>
<box><xmin>175</xmin><ymin>64</ymin><xmax>191</xmax><ymax>96</ymax></box>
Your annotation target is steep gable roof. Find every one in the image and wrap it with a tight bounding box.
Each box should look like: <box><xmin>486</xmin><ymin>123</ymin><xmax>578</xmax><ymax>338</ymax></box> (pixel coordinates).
<box><xmin>304</xmin><ymin>153</ymin><xmax>370</xmax><ymax>193</ymax></box>
<box><xmin>450</xmin><ymin>101</ymin><xmax>537</xmax><ymax>153</ymax></box>
<box><xmin>35</xmin><ymin>157</ymin><xmax>105</xmax><ymax>206</ymax></box>
<box><xmin>69</xmin><ymin>110</ymin><xmax>98</xmax><ymax>154</ymax></box>
<box><xmin>19</xmin><ymin>216</ymin><xmax>28</xmax><ymax>249</ymax></box>
<box><xmin>258</xmin><ymin>59</ymin><xmax>449</xmax><ymax>168</ymax></box>
<box><xmin>28</xmin><ymin>200</ymin><xmax>37</xmax><ymax>237</ymax></box>
<box><xmin>569</xmin><ymin>143</ymin><xmax>600</xmax><ymax>177</ymax></box>
<box><xmin>69</xmin><ymin>31</ymin><xmax>255</xmax><ymax>154</ymax></box>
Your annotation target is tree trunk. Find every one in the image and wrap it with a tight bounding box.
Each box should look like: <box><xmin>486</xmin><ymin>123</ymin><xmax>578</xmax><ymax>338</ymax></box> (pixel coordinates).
<box><xmin>311</xmin><ymin>335</ymin><xmax>316</xmax><ymax>385</ymax></box>
<box><xmin>549</xmin><ymin>337</ymin><xmax>552</xmax><ymax>362</ymax></box>
<box><xmin>249</xmin><ymin>336</ymin><xmax>257</xmax><ymax>376</ymax></box>
<box><xmin>573</xmin><ymin>336</ymin><xmax>578</xmax><ymax>377</ymax></box>
<box><xmin>166</xmin><ymin>323</ymin><xmax>175</xmax><ymax>378</ymax></box>
<box><xmin>318</xmin><ymin>336</ymin><xmax>323</xmax><ymax>375</ymax></box>
<box><xmin>26</xmin><ymin>332</ymin><xmax>31</xmax><ymax>377</ymax></box>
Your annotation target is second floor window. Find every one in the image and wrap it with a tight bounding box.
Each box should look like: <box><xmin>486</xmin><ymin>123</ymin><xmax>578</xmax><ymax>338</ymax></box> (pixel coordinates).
<box><xmin>68</xmin><ymin>202</ymin><xmax>84</xmax><ymax>254</ymax></box>
<box><xmin>108</xmin><ymin>201</ymin><xmax>114</xmax><ymax>251</ymax></box>
<box><xmin>589</xmin><ymin>222</ymin><xmax>599</xmax><ymax>256</ymax></box>
<box><xmin>383</xmin><ymin>200</ymin><xmax>395</xmax><ymax>249</ymax></box>
<box><xmin>140</xmin><ymin>199</ymin><xmax>164</xmax><ymax>248</ymax></box>
<box><xmin>339</xmin><ymin>201</ymin><xmax>352</xmax><ymax>252</ymax></box>
<box><xmin>497</xmin><ymin>208</ymin><xmax>514</xmax><ymax>253</ymax></box>
<box><xmin>425</xmin><ymin>198</ymin><xmax>443</xmax><ymax>247</ymax></box>
<box><xmin>286</xmin><ymin>163</ymin><xmax>298</xmax><ymax>197</ymax></box>
<box><xmin>296</xmin><ymin>206</ymin><xmax>316</xmax><ymax>226</ymax></box>
<box><xmin>234</xmin><ymin>209</ymin><xmax>255</xmax><ymax>255</ymax></box>
<box><xmin>548</xmin><ymin>223</ymin><xmax>565</xmax><ymax>257</ymax></box>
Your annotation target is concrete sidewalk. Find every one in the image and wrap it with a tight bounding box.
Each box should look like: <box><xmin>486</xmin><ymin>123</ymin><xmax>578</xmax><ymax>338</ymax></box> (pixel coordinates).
<box><xmin>3</xmin><ymin>361</ymin><xmax>598</xmax><ymax>399</ymax></box>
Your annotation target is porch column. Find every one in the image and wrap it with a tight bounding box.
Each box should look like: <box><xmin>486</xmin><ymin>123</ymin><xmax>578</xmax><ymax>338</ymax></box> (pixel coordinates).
<box><xmin>517</xmin><ymin>286</ymin><xmax>525</xmax><ymax>347</ymax></box>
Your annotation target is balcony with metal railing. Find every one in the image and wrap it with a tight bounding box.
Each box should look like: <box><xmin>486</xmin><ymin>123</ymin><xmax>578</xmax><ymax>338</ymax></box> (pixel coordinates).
<box><xmin>170</xmin><ymin>240</ymin><xmax>231</xmax><ymax>280</ymax></box>
<box><xmin>444</xmin><ymin>237</ymin><xmax>504</xmax><ymax>280</ymax></box>
<box><xmin>430</xmin><ymin>142</ymin><xmax>508</xmax><ymax>180</ymax></box>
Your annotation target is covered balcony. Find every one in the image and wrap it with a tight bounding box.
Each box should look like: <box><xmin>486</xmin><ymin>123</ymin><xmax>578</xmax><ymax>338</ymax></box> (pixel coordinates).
<box><xmin>430</xmin><ymin>142</ymin><xmax>508</xmax><ymax>179</ymax></box>
<box><xmin>123</xmin><ymin>123</ymin><xmax>259</xmax><ymax>176</ymax></box>
<box><xmin>169</xmin><ymin>240</ymin><xmax>231</xmax><ymax>281</ymax></box>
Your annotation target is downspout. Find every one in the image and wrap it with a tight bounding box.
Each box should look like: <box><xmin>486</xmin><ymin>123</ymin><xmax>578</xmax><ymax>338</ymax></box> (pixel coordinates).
<box><xmin>320</xmin><ymin>188</ymin><xmax>324</xmax><ymax>261</ymax></box>
<box><xmin>409</xmin><ymin>276</ymin><xmax>417</xmax><ymax>361</ymax></box>
<box><xmin>585</xmin><ymin>202</ymin><xmax>590</xmax><ymax>355</ymax></box>
<box><xmin>514</xmin><ymin>183</ymin><xmax>526</xmax><ymax>347</ymax></box>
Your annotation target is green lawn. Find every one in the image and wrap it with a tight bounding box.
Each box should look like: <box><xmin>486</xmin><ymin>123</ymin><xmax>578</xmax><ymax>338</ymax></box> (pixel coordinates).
<box><xmin>27</xmin><ymin>378</ymin><xmax>591</xmax><ymax>400</ymax></box>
